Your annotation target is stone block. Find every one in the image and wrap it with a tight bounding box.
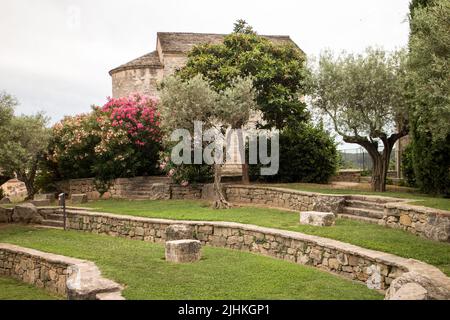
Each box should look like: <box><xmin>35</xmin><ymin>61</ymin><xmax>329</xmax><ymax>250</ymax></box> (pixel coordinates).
<box><xmin>71</xmin><ymin>194</ymin><xmax>88</xmax><ymax>204</ymax></box>
<box><xmin>165</xmin><ymin>224</ymin><xmax>195</xmax><ymax>241</ymax></box>
<box><xmin>300</xmin><ymin>211</ymin><xmax>335</xmax><ymax>227</ymax></box>
<box><xmin>0</xmin><ymin>207</ymin><xmax>13</xmax><ymax>223</ymax></box>
<box><xmin>399</xmin><ymin>214</ymin><xmax>412</xmax><ymax>227</ymax></box>
<box><xmin>388</xmin><ymin>283</ymin><xmax>428</xmax><ymax>300</ymax></box>
<box><xmin>12</xmin><ymin>203</ymin><xmax>43</xmax><ymax>224</ymax></box>
<box><xmin>165</xmin><ymin>240</ymin><xmax>202</xmax><ymax>263</ymax></box>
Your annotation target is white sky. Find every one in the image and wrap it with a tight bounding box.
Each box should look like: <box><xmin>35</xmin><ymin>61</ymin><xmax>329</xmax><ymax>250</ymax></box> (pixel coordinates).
<box><xmin>0</xmin><ymin>0</ymin><xmax>411</xmax><ymax>149</ymax></box>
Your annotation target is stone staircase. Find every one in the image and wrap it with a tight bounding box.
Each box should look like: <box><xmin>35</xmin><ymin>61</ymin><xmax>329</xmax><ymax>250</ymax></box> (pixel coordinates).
<box><xmin>338</xmin><ymin>196</ymin><xmax>388</xmax><ymax>224</ymax></box>
<box><xmin>38</xmin><ymin>208</ymin><xmax>65</xmax><ymax>229</ymax></box>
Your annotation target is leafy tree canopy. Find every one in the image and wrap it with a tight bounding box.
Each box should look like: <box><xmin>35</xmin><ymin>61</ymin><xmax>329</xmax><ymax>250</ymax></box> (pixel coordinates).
<box><xmin>178</xmin><ymin>20</ymin><xmax>309</xmax><ymax>129</ymax></box>
<box><xmin>309</xmin><ymin>48</ymin><xmax>409</xmax><ymax>191</ymax></box>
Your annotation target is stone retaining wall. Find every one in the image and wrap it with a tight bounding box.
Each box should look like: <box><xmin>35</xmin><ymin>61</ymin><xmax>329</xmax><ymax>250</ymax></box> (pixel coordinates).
<box><xmin>64</xmin><ymin>209</ymin><xmax>450</xmax><ymax>298</ymax></box>
<box><xmin>381</xmin><ymin>203</ymin><xmax>450</xmax><ymax>242</ymax></box>
<box><xmin>56</xmin><ymin>176</ymin><xmax>201</xmax><ymax>200</ymax></box>
<box><xmin>0</xmin><ymin>243</ymin><xmax>124</xmax><ymax>300</ymax></box>
<box><xmin>225</xmin><ymin>185</ymin><xmax>346</xmax><ymax>213</ymax></box>
<box><xmin>51</xmin><ymin>179</ymin><xmax>450</xmax><ymax>242</ymax></box>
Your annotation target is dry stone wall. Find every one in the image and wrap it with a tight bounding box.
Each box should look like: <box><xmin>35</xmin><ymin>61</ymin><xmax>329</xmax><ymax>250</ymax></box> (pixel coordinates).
<box><xmin>381</xmin><ymin>203</ymin><xmax>450</xmax><ymax>242</ymax></box>
<box><xmin>225</xmin><ymin>185</ymin><xmax>345</xmax><ymax>213</ymax></box>
<box><xmin>64</xmin><ymin>209</ymin><xmax>450</xmax><ymax>297</ymax></box>
<box><xmin>0</xmin><ymin>243</ymin><xmax>123</xmax><ymax>300</ymax></box>
<box><xmin>51</xmin><ymin>179</ymin><xmax>450</xmax><ymax>242</ymax></box>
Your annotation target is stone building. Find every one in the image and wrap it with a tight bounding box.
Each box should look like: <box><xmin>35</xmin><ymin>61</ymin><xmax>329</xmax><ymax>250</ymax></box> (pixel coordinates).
<box><xmin>109</xmin><ymin>32</ymin><xmax>301</xmax><ymax>98</ymax></box>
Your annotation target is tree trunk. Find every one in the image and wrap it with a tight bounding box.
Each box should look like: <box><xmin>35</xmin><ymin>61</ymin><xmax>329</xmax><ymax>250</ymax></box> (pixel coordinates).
<box><xmin>213</xmin><ymin>164</ymin><xmax>231</xmax><ymax>209</ymax></box>
<box><xmin>242</xmin><ymin>164</ymin><xmax>250</xmax><ymax>184</ymax></box>
<box><xmin>366</xmin><ymin>144</ymin><xmax>393</xmax><ymax>192</ymax></box>
<box><xmin>371</xmin><ymin>157</ymin><xmax>387</xmax><ymax>192</ymax></box>
<box><xmin>17</xmin><ymin>173</ymin><xmax>35</xmax><ymax>200</ymax></box>
<box><xmin>344</xmin><ymin>131</ymin><xmax>406</xmax><ymax>193</ymax></box>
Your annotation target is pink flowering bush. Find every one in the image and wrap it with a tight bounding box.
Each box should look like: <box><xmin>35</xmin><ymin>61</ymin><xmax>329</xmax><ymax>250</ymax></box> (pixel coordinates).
<box><xmin>47</xmin><ymin>94</ymin><xmax>162</xmax><ymax>190</ymax></box>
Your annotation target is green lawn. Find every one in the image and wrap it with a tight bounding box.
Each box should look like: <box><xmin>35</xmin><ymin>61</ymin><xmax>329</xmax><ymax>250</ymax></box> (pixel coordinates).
<box><xmin>264</xmin><ymin>183</ymin><xmax>450</xmax><ymax>211</ymax></box>
<box><xmin>0</xmin><ymin>276</ymin><xmax>60</xmax><ymax>300</ymax></box>
<box><xmin>0</xmin><ymin>225</ymin><xmax>382</xmax><ymax>300</ymax></box>
<box><xmin>84</xmin><ymin>199</ymin><xmax>450</xmax><ymax>276</ymax></box>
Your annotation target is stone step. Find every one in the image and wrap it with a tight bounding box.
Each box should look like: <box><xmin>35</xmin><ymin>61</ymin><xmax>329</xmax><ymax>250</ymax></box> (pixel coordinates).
<box><xmin>341</xmin><ymin>207</ymin><xmax>384</xmax><ymax>219</ymax></box>
<box><xmin>46</xmin><ymin>213</ymin><xmax>64</xmax><ymax>221</ymax></box>
<box><xmin>338</xmin><ymin>214</ymin><xmax>380</xmax><ymax>224</ymax></box>
<box><xmin>42</xmin><ymin>219</ymin><xmax>64</xmax><ymax>228</ymax></box>
<box><xmin>34</xmin><ymin>225</ymin><xmax>63</xmax><ymax>230</ymax></box>
<box><xmin>345</xmin><ymin>200</ymin><xmax>385</xmax><ymax>212</ymax></box>
<box><xmin>345</xmin><ymin>195</ymin><xmax>392</xmax><ymax>203</ymax></box>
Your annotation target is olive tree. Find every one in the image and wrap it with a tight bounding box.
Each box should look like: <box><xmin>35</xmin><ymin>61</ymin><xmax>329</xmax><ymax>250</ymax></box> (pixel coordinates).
<box><xmin>0</xmin><ymin>91</ymin><xmax>16</xmax><ymax>127</ymax></box>
<box><xmin>159</xmin><ymin>75</ymin><xmax>256</xmax><ymax>208</ymax></box>
<box><xmin>309</xmin><ymin>48</ymin><xmax>409</xmax><ymax>192</ymax></box>
<box><xmin>0</xmin><ymin>109</ymin><xmax>50</xmax><ymax>198</ymax></box>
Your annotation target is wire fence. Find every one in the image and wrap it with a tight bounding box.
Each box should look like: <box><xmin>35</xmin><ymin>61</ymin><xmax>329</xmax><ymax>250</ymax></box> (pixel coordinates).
<box><xmin>338</xmin><ymin>147</ymin><xmax>397</xmax><ymax>171</ymax></box>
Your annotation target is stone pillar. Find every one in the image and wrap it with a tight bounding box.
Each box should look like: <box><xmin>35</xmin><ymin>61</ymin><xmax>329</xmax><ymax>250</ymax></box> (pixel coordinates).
<box><xmin>165</xmin><ymin>224</ymin><xmax>194</xmax><ymax>241</ymax></box>
<box><xmin>165</xmin><ymin>240</ymin><xmax>202</xmax><ymax>263</ymax></box>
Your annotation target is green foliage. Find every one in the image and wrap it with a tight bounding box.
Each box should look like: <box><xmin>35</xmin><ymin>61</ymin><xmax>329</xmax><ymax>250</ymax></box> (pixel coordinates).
<box><xmin>178</xmin><ymin>21</ymin><xmax>309</xmax><ymax>129</ymax></box>
<box><xmin>409</xmin><ymin>0</ymin><xmax>433</xmax><ymax>18</ymax></box>
<box><xmin>309</xmin><ymin>48</ymin><xmax>409</xmax><ymax>191</ymax></box>
<box><xmin>410</xmin><ymin>130</ymin><xmax>450</xmax><ymax>195</ymax></box>
<box><xmin>252</xmin><ymin>124</ymin><xmax>338</xmax><ymax>183</ymax></box>
<box><xmin>406</xmin><ymin>0</ymin><xmax>450</xmax><ymax>195</ymax></box>
<box><xmin>0</xmin><ymin>91</ymin><xmax>16</xmax><ymax>127</ymax></box>
<box><xmin>310</xmin><ymin>48</ymin><xmax>409</xmax><ymax>140</ymax></box>
<box><xmin>408</xmin><ymin>0</ymin><xmax>450</xmax><ymax>141</ymax></box>
<box><xmin>47</xmin><ymin>95</ymin><xmax>162</xmax><ymax>190</ymax></box>
<box><xmin>0</xmin><ymin>111</ymin><xmax>50</xmax><ymax>198</ymax></box>
<box><xmin>159</xmin><ymin>75</ymin><xmax>256</xmax><ymax>184</ymax></box>
<box><xmin>401</xmin><ymin>144</ymin><xmax>416</xmax><ymax>188</ymax></box>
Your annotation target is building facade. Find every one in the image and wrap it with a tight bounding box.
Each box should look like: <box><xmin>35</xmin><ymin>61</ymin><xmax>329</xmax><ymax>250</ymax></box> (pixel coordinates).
<box><xmin>109</xmin><ymin>32</ymin><xmax>300</xmax><ymax>98</ymax></box>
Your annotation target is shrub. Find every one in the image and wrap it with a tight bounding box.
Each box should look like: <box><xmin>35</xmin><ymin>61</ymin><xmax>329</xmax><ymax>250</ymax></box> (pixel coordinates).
<box><xmin>48</xmin><ymin>94</ymin><xmax>163</xmax><ymax>188</ymax></box>
<box><xmin>158</xmin><ymin>151</ymin><xmax>213</xmax><ymax>185</ymax></box>
<box><xmin>410</xmin><ymin>130</ymin><xmax>450</xmax><ymax>196</ymax></box>
<box><xmin>401</xmin><ymin>144</ymin><xmax>416</xmax><ymax>187</ymax></box>
<box><xmin>251</xmin><ymin>124</ymin><xmax>338</xmax><ymax>183</ymax></box>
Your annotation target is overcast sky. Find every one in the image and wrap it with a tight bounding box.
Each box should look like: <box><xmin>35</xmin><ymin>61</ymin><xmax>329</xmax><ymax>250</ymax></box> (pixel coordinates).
<box><xmin>0</xmin><ymin>0</ymin><xmax>411</xmax><ymax>149</ymax></box>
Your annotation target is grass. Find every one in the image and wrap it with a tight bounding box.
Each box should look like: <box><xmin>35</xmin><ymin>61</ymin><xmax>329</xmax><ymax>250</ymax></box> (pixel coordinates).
<box><xmin>262</xmin><ymin>183</ymin><xmax>450</xmax><ymax>211</ymax></box>
<box><xmin>0</xmin><ymin>276</ymin><xmax>60</xmax><ymax>300</ymax></box>
<box><xmin>84</xmin><ymin>199</ymin><xmax>450</xmax><ymax>276</ymax></box>
<box><xmin>0</xmin><ymin>225</ymin><xmax>382</xmax><ymax>300</ymax></box>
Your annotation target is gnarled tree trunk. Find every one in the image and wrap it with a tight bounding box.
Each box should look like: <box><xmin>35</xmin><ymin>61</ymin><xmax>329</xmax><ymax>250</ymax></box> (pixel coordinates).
<box><xmin>213</xmin><ymin>164</ymin><xmax>231</xmax><ymax>209</ymax></box>
<box><xmin>345</xmin><ymin>131</ymin><xmax>405</xmax><ymax>192</ymax></box>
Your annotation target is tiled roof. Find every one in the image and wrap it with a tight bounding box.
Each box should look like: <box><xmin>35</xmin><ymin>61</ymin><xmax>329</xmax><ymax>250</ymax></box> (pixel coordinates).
<box><xmin>110</xmin><ymin>32</ymin><xmax>302</xmax><ymax>75</ymax></box>
<box><xmin>157</xmin><ymin>32</ymin><xmax>299</xmax><ymax>53</ymax></box>
<box><xmin>109</xmin><ymin>51</ymin><xmax>162</xmax><ymax>75</ymax></box>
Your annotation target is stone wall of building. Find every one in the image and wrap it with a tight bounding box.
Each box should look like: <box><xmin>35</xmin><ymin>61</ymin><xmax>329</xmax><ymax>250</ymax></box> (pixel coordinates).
<box><xmin>111</xmin><ymin>67</ymin><xmax>163</xmax><ymax>98</ymax></box>
<box><xmin>162</xmin><ymin>53</ymin><xmax>188</xmax><ymax>77</ymax></box>
<box><xmin>0</xmin><ymin>243</ymin><xmax>123</xmax><ymax>300</ymax></box>
<box><xmin>64</xmin><ymin>210</ymin><xmax>450</xmax><ymax>297</ymax></box>
<box><xmin>225</xmin><ymin>185</ymin><xmax>346</xmax><ymax>213</ymax></box>
<box><xmin>381</xmin><ymin>203</ymin><xmax>450</xmax><ymax>242</ymax></box>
